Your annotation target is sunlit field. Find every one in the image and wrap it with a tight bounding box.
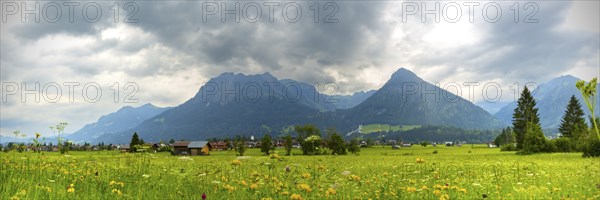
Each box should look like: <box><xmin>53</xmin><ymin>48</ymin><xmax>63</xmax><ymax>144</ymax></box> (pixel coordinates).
<box><xmin>2</xmin><ymin>145</ymin><xmax>599</xmax><ymax>200</ymax></box>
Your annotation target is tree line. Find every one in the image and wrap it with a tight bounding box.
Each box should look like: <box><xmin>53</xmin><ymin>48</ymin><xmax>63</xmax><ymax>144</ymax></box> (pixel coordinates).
<box><xmin>494</xmin><ymin>78</ymin><xmax>600</xmax><ymax>157</ymax></box>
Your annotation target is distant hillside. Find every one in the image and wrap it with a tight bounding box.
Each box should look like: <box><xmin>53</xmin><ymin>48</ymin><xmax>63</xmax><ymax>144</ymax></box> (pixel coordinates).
<box><xmin>364</xmin><ymin>125</ymin><xmax>501</xmax><ymax>144</ymax></box>
<box><xmin>66</xmin><ymin>104</ymin><xmax>169</xmax><ymax>143</ymax></box>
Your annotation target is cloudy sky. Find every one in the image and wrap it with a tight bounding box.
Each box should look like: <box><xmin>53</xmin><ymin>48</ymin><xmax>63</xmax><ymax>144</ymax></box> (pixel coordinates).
<box><xmin>1</xmin><ymin>1</ymin><xmax>599</xmax><ymax>137</ymax></box>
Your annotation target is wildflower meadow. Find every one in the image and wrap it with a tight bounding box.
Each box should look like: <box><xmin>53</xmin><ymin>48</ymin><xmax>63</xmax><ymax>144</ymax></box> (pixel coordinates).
<box><xmin>1</xmin><ymin>145</ymin><xmax>599</xmax><ymax>199</ymax></box>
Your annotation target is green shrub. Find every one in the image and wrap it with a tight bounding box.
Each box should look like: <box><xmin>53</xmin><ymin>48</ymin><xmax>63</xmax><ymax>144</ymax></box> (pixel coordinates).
<box><xmin>552</xmin><ymin>137</ymin><xmax>573</xmax><ymax>152</ymax></box>
<box><xmin>500</xmin><ymin>143</ymin><xmax>517</xmax><ymax>151</ymax></box>
<box><xmin>582</xmin><ymin>138</ymin><xmax>600</xmax><ymax>157</ymax></box>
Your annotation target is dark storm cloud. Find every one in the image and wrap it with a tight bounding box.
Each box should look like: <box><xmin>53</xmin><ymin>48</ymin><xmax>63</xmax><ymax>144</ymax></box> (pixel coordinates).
<box><xmin>123</xmin><ymin>1</ymin><xmax>390</xmax><ymax>84</ymax></box>
<box><xmin>1</xmin><ymin>0</ymin><xmax>599</xmax><ymax>135</ymax></box>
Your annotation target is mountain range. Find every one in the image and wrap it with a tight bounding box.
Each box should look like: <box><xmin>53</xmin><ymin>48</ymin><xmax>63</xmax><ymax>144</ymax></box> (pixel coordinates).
<box><xmin>80</xmin><ymin>68</ymin><xmax>503</xmax><ymax>144</ymax></box>
<box><xmin>61</xmin><ymin>69</ymin><xmax>598</xmax><ymax>144</ymax></box>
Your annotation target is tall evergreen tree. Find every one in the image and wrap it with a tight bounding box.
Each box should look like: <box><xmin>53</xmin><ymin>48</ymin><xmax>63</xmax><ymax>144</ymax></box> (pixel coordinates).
<box><xmin>559</xmin><ymin>95</ymin><xmax>588</xmax><ymax>138</ymax></box>
<box><xmin>130</xmin><ymin>132</ymin><xmax>140</xmax><ymax>152</ymax></box>
<box><xmin>512</xmin><ymin>87</ymin><xmax>541</xmax><ymax>150</ymax></box>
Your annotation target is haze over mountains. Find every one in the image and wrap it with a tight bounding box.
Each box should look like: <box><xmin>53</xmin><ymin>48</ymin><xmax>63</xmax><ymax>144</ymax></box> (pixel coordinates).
<box><xmin>57</xmin><ymin>68</ymin><xmax>597</xmax><ymax>144</ymax></box>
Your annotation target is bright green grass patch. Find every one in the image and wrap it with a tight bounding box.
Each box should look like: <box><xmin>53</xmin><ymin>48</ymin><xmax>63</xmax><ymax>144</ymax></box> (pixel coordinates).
<box><xmin>1</xmin><ymin>146</ymin><xmax>599</xmax><ymax>199</ymax></box>
<box><xmin>360</xmin><ymin>124</ymin><xmax>421</xmax><ymax>134</ymax></box>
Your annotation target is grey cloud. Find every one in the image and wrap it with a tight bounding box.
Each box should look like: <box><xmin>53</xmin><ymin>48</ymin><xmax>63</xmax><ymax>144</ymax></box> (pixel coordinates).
<box><xmin>1</xmin><ymin>0</ymin><xmax>599</xmax><ymax>135</ymax></box>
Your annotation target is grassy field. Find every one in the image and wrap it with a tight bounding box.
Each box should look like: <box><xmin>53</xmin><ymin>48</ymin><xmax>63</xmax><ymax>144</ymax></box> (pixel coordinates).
<box><xmin>1</xmin><ymin>145</ymin><xmax>599</xmax><ymax>199</ymax></box>
<box><xmin>360</xmin><ymin>124</ymin><xmax>421</xmax><ymax>134</ymax></box>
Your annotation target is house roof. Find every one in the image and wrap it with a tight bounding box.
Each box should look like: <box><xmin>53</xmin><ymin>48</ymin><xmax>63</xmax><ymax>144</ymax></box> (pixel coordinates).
<box><xmin>188</xmin><ymin>141</ymin><xmax>210</xmax><ymax>148</ymax></box>
<box><xmin>173</xmin><ymin>141</ymin><xmax>191</xmax><ymax>147</ymax></box>
<box><xmin>210</xmin><ymin>141</ymin><xmax>227</xmax><ymax>145</ymax></box>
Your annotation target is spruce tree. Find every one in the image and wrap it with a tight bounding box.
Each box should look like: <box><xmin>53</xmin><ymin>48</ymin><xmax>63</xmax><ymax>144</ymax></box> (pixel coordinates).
<box><xmin>559</xmin><ymin>95</ymin><xmax>588</xmax><ymax>138</ymax></box>
<box><xmin>130</xmin><ymin>132</ymin><xmax>140</xmax><ymax>152</ymax></box>
<box><xmin>512</xmin><ymin>87</ymin><xmax>541</xmax><ymax>150</ymax></box>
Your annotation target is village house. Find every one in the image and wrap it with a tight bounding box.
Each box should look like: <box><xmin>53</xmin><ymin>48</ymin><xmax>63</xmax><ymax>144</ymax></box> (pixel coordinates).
<box><xmin>172</xmin><ymin>141</ymin><xmax>211</xmax><ymax>155</ymax></box>
<box><xmin>209</xmin><ymin>141</ymin><xmax>228</xmax><ymax>151</ymax></box>
<box><xmin>118</xmin><ymin>144</ymin><xmax>130</xmax><ymax>152</ymax></box>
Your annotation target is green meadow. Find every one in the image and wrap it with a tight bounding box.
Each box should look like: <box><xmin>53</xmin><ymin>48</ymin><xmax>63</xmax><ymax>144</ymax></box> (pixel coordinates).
<box><xmin>1</xmin><ymin>145</ymin><xmax>599</xmax><ymax>200</ymax></box>
<box><xmin>359</xmin><ymin>124</ymin><xmax>422</xmax><ymax>134</ymax></box>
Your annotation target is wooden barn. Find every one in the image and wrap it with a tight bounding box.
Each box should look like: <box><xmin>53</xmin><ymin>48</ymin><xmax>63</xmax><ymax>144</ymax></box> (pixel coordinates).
<box><xmin>172</xmin><ymin>141</ymin><xmax>211</xmax><ymax>155</ymax></box>
<box><xmin>173</xmin><ymin>141</ymin><xmax>191</xmax><ymax>155</ymax></box>
<box><xmin>188</xmin><ymin>141</ymin><xmax>211</xmax><ymax>155</ymax></box>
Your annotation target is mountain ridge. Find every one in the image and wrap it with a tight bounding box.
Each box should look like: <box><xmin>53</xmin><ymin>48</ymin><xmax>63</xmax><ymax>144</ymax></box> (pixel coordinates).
<box><xmin>74</xmin><ymin>68</ymin><xmax>511</xmax><ymax>144</ymax></box>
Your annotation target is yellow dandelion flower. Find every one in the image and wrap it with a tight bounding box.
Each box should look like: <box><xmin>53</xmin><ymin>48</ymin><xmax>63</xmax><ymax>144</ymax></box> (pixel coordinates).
<box><xmin>406</xmin><ymin>187</ymin><xmax>417</xmax><ymax>193</ymax></box>
<box><xmin>350</xmin><ymin>175</ymin><xmax>361</xmax><ymax>181</ymax></box>
<box><xmin>416</xmin><ymin>158</ymin><xmax>425</xmax><ymax>163</ymax></box>
<box><xmin>250</xmin><ymin>183</ymin><xmax>258</xmax><ymax>190</ymax></box>
<box><xmin>110</xmin><ymin>181</ymin><xmax>116</xmax><ymax>186</ymax></box>
<box><xmin>458</xmin><ymin>188</ymin><xmax>467</xmax><ymax>194</ymax></box>
<box><xmin>118</xmin><ymin>182</ymin><xmax>124</xmax><ymax>187</ymax></box>
<box><xmin>223</xmin><ymin>184</ymin><xmax>236</xmax><ymax>193</ymax></box>
<box><xmin>67</xmin><ymin>187</ymin><xmax>75</xmax><ymax>193</ymax></box>
<box><xmin>297</xmin><ymin>184</ymin><xmax>312</xmax><ymax>192</ymax></box>
<box><xmin>439</xmin><ymin>194</ymin><xmax>449</xmax><ymax>200</ymax></box>
<box><xmin>290</xmin><ymin>194</ymin><xmax>303</xmax><ymax>200</ymax></box>
<box><xmin>241</xmin><ymin>180</ymin><xmax>248</xmax><ymax>186</ymax></box>
<box><xmin>302</xmin><ymin>173</ymin><xmax>311</xmax><ymax>179</ymax></box>
<box><xmin>421</xmin><ymin>186</ymin><xmax>429</xmax><ymax>190</ymax></box>
<box><xmin>433</xmin><ymin>190</ymin><xmax>441</xmax><ymax>196</ymax></box>
<box><xmin>326</xmin><ymin>188</ymin><xmax>337</xmax><ymax>195</ymax></box>
<box><xmin>231</xmin><ymin>159</ymin><xmax>242</xmax><ymax>166</ymax></box>
<box><xmin>112</xmin><ymin>189</ymin><xmax>123</xmax><ymax>196</ymax></box>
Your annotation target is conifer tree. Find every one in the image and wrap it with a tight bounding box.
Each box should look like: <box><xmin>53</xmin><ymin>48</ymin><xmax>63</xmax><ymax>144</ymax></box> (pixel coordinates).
<box><xmin>512</xmin><ymin>87</ymin><xmax>541</xmax><ymax>150</ymax></box>
<box><xmin>559</xmin><ymin>95</ymin><xmax>587</xmax><ymax>138</ymax></box>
